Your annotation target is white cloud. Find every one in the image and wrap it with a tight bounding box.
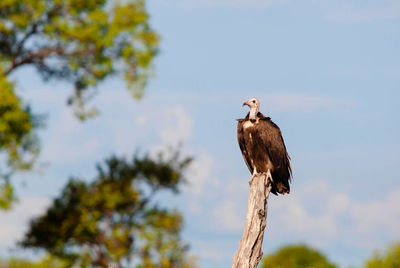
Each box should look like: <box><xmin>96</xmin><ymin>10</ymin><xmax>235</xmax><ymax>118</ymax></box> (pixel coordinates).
<box><xmin>136</xmin><ymin>115</ymin><xmax>147</xmax><ymax>126</ymax></box>
<box><xmin>148</xmin><ymin>105</ymin><xmax>196</xmax><ymax>162</ymax></box>
<box><xmin>350</xmin><ymin>189</ymin><xmax>400</xmax><ymax>236</ymax></box>
<box><xmin>0</xmin><ymin>197</ymin><xmax>50</xmax><ymax>248</ymax></box>
<box><xmin>158</xmin><ymin>106</ymin><xmax>193</xmax><ymax>149</ymax></box>
<box><xmin>184</xmin><ymin>152</ymin><xmax>217</xmax><ymax>196</ymax></box>
<box><xmin>193</xmin><ymin>240</ymin><xmax>236</xmax><ymax>261</ymax></box>
<box><xmin>212</xmin><ymin>200</ymin><xmax>244</xmax><ymax>231</ymax></box>
<box><xmin>92</xmin><ymin>91</ymin><xmax>218</xmax><ymax>198</ymax></box>
<box><xmin>205</xmin><ymin>177</ymin><xmax>250</xmax><ymax>232</ymax></box>
<box><xmin>188</xmin><ymin>202</ymin><xmax>203</xmax><ymax>214</ymax></box>
<box><xmin>206</xmin><ymin>177</ymin><xmax>400</xmax><ymax>253</ymax></box>
<box><xmin>268</xmin><ymin>180</ymin><xmax>400</xmax><ymax>249</ymax></box>
<box><xmin>272</xmin><ymin>190</ymin><xmax>337</xmax><ymax>241</ymax></box>
<box><xmin>41</xmin><ymin>110</ymin><xmax>100</xmax><ymax>164</ymax></box>
<box><xmin>225</xmin><ymin>176</ymin><xmax>251</xmax><ymax>197</ymax></box>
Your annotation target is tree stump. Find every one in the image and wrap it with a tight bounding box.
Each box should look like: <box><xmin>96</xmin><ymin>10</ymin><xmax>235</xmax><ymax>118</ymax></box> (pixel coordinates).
<box><xmin>231</xmin><ymin>171</ymin><xmax>273</xmax><ymax>268</ymax></box>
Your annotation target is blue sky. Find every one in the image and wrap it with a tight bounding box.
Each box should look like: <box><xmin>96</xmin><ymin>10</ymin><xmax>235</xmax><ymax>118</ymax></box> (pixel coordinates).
<box><xmin>0</xmin><ymin>0</ymin><xmax>399</xmax><ymax>267</ymax></box>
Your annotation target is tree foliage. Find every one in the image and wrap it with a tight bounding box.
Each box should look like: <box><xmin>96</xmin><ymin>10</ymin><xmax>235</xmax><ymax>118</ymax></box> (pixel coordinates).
<box><xmin>364</xmin><ymin>242</ymin><xmax>400</xmax><ymax>268</ymax></box>
<box><xmin>0</xmin><ymin>0</ymin><xmax>159</xmax><ymax>208</ymax></box>
<box><xmin>261</xmin><ymin>244</ymin><xmax>337</xmax><ymax>268</ymax></box>
<box><xmin>0</xmin><ymin>0</ymin><xmax>159</xmax><ymax>111</ymax></box>
<box><xmin>21</xmin><ymin>153</ymin><xmax>193</xmax><ymax>268</ymax></box>
<box><xmin>0</xmin><ymin>73</ymin><xmax>41</xmax><ymax>209</ymax></box>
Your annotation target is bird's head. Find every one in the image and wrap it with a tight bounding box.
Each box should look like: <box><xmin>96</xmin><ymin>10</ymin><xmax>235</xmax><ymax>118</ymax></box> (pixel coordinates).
<box><xmin>243</xmin><ymin>98</ymin><xmax>260</xmax><ymax>120</ymax></box>
<box><xmin>243</xmin><ymin>97</ymin><xmax>260</xmax><ymax>110</ymax></box>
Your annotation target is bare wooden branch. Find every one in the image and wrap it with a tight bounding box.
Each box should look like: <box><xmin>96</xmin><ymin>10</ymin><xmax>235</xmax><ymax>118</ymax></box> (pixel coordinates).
<box><xmin>4</xmin><ymin>45</ymin><xmax>97</xmax><ymax>76</ymax></box>
<box><xmin>231</xmin><ymin>171</ymin><xmax>273</xmax><ymax>268</ymax></box>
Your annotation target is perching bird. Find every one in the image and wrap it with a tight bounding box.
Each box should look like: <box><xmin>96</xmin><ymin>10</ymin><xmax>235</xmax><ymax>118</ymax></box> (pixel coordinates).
<box><xmin>237</xmin><ymin>97</ymin><xmax>292</xmax><ymax>195</ymax></box>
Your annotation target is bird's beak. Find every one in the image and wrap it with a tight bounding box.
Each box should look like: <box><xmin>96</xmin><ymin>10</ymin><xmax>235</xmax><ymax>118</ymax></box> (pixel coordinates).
<box><xmin>242</xmin><ymin>100</ymin><xmax>249</xmax><ymax>107</ymax></box>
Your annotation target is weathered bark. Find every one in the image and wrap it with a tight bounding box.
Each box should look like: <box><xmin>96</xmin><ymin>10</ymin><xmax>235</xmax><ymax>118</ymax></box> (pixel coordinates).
<box><xmin>231</xmin><ymin>171</ymin><xmax>273</xmax><ymax>268</ymax></box>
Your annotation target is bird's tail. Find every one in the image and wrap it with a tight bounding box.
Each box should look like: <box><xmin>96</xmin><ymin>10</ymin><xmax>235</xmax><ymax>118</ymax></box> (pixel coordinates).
<box><xmin>275</xmin><ymin>181</ymin><xmax>290</xmax><ymax>195</ymax></box>
<box><xmin>271</xmin><ymin>173</ymin><xmax>290</xmax><ymax>195</ymax></box>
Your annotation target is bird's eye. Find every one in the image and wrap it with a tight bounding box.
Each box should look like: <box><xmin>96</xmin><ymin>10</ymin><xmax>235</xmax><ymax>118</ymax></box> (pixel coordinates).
<box><xmin>252</xmin><ymin>100</ymin><xmax>255</xmax><ymax>103</ymax></box>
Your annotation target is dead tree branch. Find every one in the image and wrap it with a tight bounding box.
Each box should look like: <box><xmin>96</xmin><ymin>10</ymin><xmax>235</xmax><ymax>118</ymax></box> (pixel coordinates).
<box><xmin>231</xmin><ymin>171</ymin><xmax>273</xmax><ymax>268</ymax></box>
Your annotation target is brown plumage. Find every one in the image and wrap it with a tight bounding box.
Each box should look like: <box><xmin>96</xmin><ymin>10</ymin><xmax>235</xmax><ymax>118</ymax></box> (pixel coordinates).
<box><xmin>237</xmin><ymin>98</ymin><xmax>292</xmax><ymax>195</ymax></box>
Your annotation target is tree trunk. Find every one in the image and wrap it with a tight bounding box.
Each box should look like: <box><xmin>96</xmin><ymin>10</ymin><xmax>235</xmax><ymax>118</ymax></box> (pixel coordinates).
<box><xmin>231</xmin><ymin>171</ymin><xmax>273</xmax><ymax>268</ymax></box>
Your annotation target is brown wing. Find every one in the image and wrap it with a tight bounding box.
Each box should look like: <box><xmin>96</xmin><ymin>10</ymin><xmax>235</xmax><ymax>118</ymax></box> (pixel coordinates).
<box><xmin>237</xmin><ymin>119</ymin><xmax>253</xmax><ymax>174</ymax></box>
<box><xmin>257</xmin><ymin>116</ymin><xmax>292</xmax><ymax>193</ymax></box>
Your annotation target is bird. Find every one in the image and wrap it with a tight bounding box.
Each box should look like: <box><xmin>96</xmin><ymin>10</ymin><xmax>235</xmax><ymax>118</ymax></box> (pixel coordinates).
<box><xmin>237</xmin><ymin>97</ymin><xmax>292</xmax><ymax>195</ymax></box>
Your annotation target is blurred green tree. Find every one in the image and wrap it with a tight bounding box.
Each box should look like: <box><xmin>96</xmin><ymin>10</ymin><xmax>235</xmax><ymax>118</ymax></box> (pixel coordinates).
<box><xmin>0</xmin><ymin>77</ymin><xmax>41</xmax><ymax>209</ymax></box>
<box><xmin>0</xmin><ymin>255</ymin><xmax>69</xmax><ymax>268</ymax></box>
<box><xmin>21</xmin><ymin>152</ymin><xmax>195</xmax><ymax>268</ymax></box>
<box><xmin>364</xmin><ymin>242</ymin><xmax>400</xmax><ymax>268</ymax></box>
<box><xmin>0</xmin><ymin>255</ymin><xmax>200</xmax><ymax>268</ymax></box>
<box><xmin>0</xmin><ymin>0</ymin><xmax>159</xmax><ymax>208</ymax></box>
<box><xmin>260</xmin><ymin>244</ymin><xmax>337</xmax><ymax>268</ymax></box>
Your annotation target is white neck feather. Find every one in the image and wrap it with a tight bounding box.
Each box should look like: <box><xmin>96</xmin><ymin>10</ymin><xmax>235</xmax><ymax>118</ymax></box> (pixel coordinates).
<box><xmin>249</xmin><ymin>107</ymin><xmax>258</xmax><ymax>120</ymax></box>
